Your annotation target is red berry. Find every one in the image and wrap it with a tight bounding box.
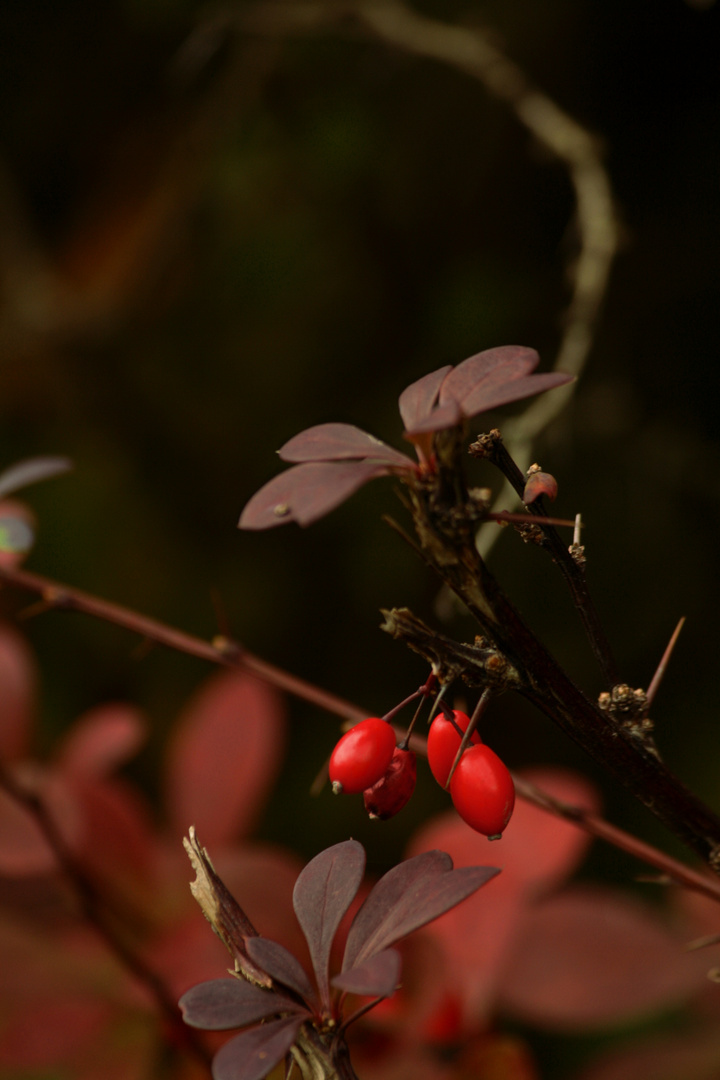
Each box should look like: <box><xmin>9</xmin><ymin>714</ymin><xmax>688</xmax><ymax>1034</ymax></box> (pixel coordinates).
<box><xmin>427</xmin><ymin>710</ymin><xmax>481</xmax><ymax>787</ymax></box>
<box><xmin>449</xmin><ymin>743</ymin><xmax>515</xmax><ymax>838</ymax></box>
<box><xmin>363</xmin><ymin>746</ymin><xmax>417</xmax><ymax>820</ymax></box>
<box><xmin>329</xmin><ymin>717</ymin><xmax>396</xmax><ymax>795</ymax></box>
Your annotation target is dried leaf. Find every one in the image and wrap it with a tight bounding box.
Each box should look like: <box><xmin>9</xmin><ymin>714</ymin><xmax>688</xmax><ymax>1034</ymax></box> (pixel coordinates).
<box><xmin>278</xmin><ymin>424</ymin><xmax>412</xmax><ymax>468</ymax></box>
<box><xmin>179</xmin><ymin>978</ymin><xmax>303</xmax><ymax>1031</ymax></box>
<box><xmin>343</xmin><ymin>850</ymin><xmax>498</xmax><ymax>971</ymax></box>
<box><xmin>184</xmin><ymin>828</ymin><xmax>270</xmax><ymax>986</ymax></box>
<box><xmin>293</xmin><ymin>839</ymin><xmax>366</xmax><ymax>1008</ymax></box>
<box><xmin>0</xmin><ymin>457</ymin><xmax>72</xmax><ymax>500</ymax></box>
<box><xmin>331</xmin><ymin>948</ymin><xmax>401</xmax><ymax>998</ymax></box>
<box><xmin>212</xmin><ymin>1015</ymin><xmax>305</xmax><ymax>1080</ymax></box>
<box><xmin>398</xmin><ymin>366</ymin><xmax>452</xmax><ymax>430</ymax></box>
<box><xmin>245</xmin><ymin>937</ymin><xmax>316</xmax><ymax>1003</ymax></box>
<box><xmin>239</xmin><ymin>461</ymin><xmax>388</xmax><ymax>530</ymax></box>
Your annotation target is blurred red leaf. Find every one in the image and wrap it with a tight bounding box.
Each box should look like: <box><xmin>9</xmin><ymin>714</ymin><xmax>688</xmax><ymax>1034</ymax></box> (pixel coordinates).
<box><xmin>497</xmin><ymin>884</ymin><xmax>703</xmax><ymax>1030</ymax></box>
<box><xmin>239</xmin><ymin>460</ymin><xmax>388</xmax><ymax>529</ymax></box>
<box><xmin>404</xmin><ymin>768</ymin><xmax>600</xmax><ymax>1020</ymax></box>
<box><xmin>0</xmin><ymin>996</ymin><xmax>112</xmax><ymax>1069</ymax></box>
<box><xmin>165</xmin><ymin>671</ymin><xmax>286</xmax><ymax>846</ymax></box>
<box><xmin>0</xmin><ymin>621</ymin><xmax>36</xmax><ymax>761</ymax></box>
<box><xmin>57</xmin><ymin>703</ymin><xmax>147</xmax><ymax>778</ymax></box>
<box><xmin>278</xmin><ymin>423</ymin><xmax>413</xmax><ymax>468</ymax></box>
<box><xmin>0</xmin><ymin>765</ymin><xmax>81</xmax><ymax>875</ymax></box>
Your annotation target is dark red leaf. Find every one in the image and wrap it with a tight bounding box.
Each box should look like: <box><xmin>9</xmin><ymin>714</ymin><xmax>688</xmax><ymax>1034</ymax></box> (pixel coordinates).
<box><xmin>293</xmin><ymin>840</ymin><xmax>366</xmax><ymax>1008</ymax></box>
<box><xmin>179</xmin><ymin>978</ymin><xmax>304</xmax><ymax>1031</ymax></box>
<box><xmin>461</xmin><ymin>370</ymin><xmax>574</xmax><ymax>419</ymax></box>
<box><xmin>343</xmin><ymin>851</ymin><xmax>498</xmax><ymax>971</ymax></box>
<box><xmin>239</xmin><ymin>461</ymin><xmax>388</xmax><ymax>530</ymax></box>
<box><xmin>331</xmin><ymin>948</ymin><xmax>401</xmax><ymax>998</ymax></box>
<box><xmin>245</xmin><ymin>937</ymin><xmax>316</xmax><ymax>1003</ymax></box>
<box><xmin>0</xmin><ymin>456</ymin><xmax>72</xmax><ymax>500</ymax></box>
<box><xmin>401</xmin><ymin>400</ymin><xmax>463</xmax><ymax>436</ymax></box>
<box><xmin>398</xmin><ymin>367</ymin><xmax>452</xmax><ymax>430</ymax></box>
<box><xmin>278</xmin><ymin>424</ymin><xmax>413</xmax><ymax>468</ymax></box>
<box><xmin>212</xmin><ymin>1016</ymin><xmax>305</xmax><ymax>1080</ymax></box>
<box><xmin>438</xmin><ymin>347</ymin><xmax>539</xmax><ymax>407</ymax></box>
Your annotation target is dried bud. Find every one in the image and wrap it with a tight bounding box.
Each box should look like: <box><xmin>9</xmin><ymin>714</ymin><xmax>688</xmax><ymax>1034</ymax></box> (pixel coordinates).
<box><xmin>523</xmin><ymin>470</ymin><xmax>558</xmax><ymax>504</ymax></box>
<box><xmin>363</xmin><ymin>747</ymin><xmax>417</xmax><ymax>821</ymax></box>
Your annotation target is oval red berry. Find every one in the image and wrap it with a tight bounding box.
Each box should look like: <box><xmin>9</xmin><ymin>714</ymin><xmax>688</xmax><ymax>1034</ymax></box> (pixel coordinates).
<box><xmin>363</xmin><ymin>746</ymin><xmax>417</xmax><ymax>820</ymax></box>
<box><xmin>329</xmin><ymin>717</ymin><xmax>396</xmax><ymax>795</ymax></box>
<box><xmin>449</xmin><ymin>743</ymin><xmax>515</xmax><ymax>838</ymax></box>
<box><xmin>427</xmin><ymin>710</ymin><xmax>481</xmax><ymax>787</ymax></box>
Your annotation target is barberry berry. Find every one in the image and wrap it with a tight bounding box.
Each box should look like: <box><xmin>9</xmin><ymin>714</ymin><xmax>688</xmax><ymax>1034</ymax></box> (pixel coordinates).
<box><xmin>449</xmin><ymin>743</ymin><xmax>515</xmax><ymax>838</ymax></box>
<box><xmin>363</xmin><ymin>746</ymin><xmax>417</xmax><ymax>820</ymax></box>
<box><xmin>427</xmin><ymin>710</ymin><xmax>481</xmax><ymax>788</ymax></box>
<box><xmin>329</xmin><ymin>717</ymin><xmax>396</xmax><ymax>795</ymax></box>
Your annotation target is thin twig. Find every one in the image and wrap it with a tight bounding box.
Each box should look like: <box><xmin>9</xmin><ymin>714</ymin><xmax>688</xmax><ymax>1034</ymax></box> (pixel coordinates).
<box><xmin>513</xmin><ymin>774</ymin><xmax>720</xmax><ymax>905</ymax></box>
<box><xmin>0</xmin><ymin>564</ymin><xmax>366</xmax><ymax>724</ymax></box>
<box><xmin>0</xmin><ymin>764</ymin><xmax>212</xmax><ymax>1067</ymax></box>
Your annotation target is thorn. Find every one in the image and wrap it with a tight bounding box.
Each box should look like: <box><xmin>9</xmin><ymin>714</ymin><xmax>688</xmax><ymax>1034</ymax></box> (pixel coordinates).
<box><xmin>646</xmin><ymin>617</ymin><xmax>686</xmax><ymax>709</ymax></box>
<box><xmin>573</xmin><ymin>513</ymin><xmax>583</xmax><ymax>548</ymax></box>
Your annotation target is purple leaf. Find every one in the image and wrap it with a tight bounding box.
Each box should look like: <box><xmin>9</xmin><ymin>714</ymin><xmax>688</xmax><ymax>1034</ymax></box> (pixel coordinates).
<box><xmin>331</xmin><ymin>948</ymin><xmax>401</xmax><ymax>998</ymax></box>
<box><xmin>438</xmin><ymin>346</ymin><xmax>539</xmax><ymax>407</ymax></box>
<box><xmin>245</xmin><ymin>937</ymin><xmax>316</xmax><ymax>1003</ymax></box>
<box><xmin>461</xmin><ymin>370</ymin><xmax>574</xmax><ymax>419</ymax></box>
<box><xmin>179</xmin><ymin>978</ymin><xmax>304</xmax><ymax>1031</ymax></box>
<box><xmin>343</xmin><ymin>851</ymin><xmax>499</xmax><ymax>971</ymax></box>
<box><xmin>402</xmin><ymin>399</ymin><xmax>462</xmax><ymax>436</ymax></box>
<box><xmin>239</xmin><ymin>461</ymin><xmax>388</xmax><ymax>530</ymax></box>
<box><xmin>293</xmin><ymin>839</ymin><xmax>366</xmax><ymax>1009</ymax></box>
<box><xmin>398</xmin><ymin>366</ymin><xmax>452</xmax><ymax>430</ymax></box>
<box><xmin>212</xmin><ymin>1016</ymin><xmax>304</xmax><ymax>1080</ymax></box>
<box><xmin>0</xmin><ymin>456</ymin><xmax>73</xmax><ymax>500</ymax></box>
<box><xmin>278</xmin><ymin>424</ymin><xmax>413</xmax><ymax>469</ymax></box>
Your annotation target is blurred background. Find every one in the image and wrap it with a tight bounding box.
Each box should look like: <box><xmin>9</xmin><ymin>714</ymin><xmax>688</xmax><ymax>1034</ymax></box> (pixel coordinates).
<box><xmin>0</xmin><ymin>0</ymin><xmax>719</xmax><ymax>881</ymax></box>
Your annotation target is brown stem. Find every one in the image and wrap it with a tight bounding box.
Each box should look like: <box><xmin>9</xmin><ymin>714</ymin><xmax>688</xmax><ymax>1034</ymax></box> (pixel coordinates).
<box><xmin>382</xmin><ymin>585</ymin><xmax>720</xmax><ymax>871</ymax></box>
<box><xmin>0</xmin><ymin>564</ymin><xmax>366</xmax><ymax>724</ymax></box>
<box><xmin>472</xmin><ymin>429</ymin><xmax>619</xmax><ymax>687</ymax></box>
<box><xmin>2</xmin><ymin>562</ymin><xmax>716</xmax><ymax>901</ymax></box>
<box><xmin>512</xmin><ymin>775</ymin><xmax>720</xmax><ymax>905</ymax></box>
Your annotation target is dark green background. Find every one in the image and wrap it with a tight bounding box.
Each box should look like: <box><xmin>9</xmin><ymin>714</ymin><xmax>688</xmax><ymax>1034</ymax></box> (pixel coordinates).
<box><xmin>1</xmin><ymin>0</ymin><xmax>719</xmax><ymax>1017</ymax></box>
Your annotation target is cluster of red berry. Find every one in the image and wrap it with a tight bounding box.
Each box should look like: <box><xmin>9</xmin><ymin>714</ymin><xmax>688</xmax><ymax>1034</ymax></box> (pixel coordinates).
<box><xmin>328</xmin><ymin>702</ymin><xmax>515</xmax><ymax>839</ymax></box>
